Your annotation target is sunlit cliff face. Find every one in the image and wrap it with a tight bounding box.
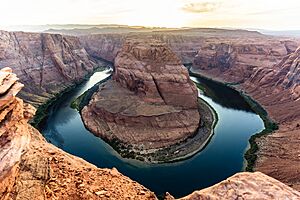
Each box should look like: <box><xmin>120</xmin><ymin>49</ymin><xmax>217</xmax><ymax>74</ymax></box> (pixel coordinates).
<box><xmin>0</xmin><ymin>0</ymin><xmax>300</xmax><ymax>30</ymax></box>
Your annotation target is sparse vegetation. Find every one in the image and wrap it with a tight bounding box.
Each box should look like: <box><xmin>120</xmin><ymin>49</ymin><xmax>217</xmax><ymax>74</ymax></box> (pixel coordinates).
<box><xmin>31</xmin><ymin>65</ymin><xmax>109</xmax><ymax>129</ymax></box>
<box><xmin>30</xmin><ymin>85</ymin><xmax>76</xmax><ymax>128</ymax></box>
<box><xmin>188</xmin><ymin>68</ymin><xmax>278</xmax><ymax>172</ymax></box>
<box><xmin>243</xmin><ymin>94</ymin><xmax>278</xmax><ymax>172</ymax></box>
<box><xmin>70</xmin><ymin>74</ymin><xmax>112</xmax><ymax>111</ymax></box>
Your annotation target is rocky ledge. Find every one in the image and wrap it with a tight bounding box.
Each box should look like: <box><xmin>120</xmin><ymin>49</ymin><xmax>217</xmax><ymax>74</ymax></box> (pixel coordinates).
<box><xmin>81</xmin><ymin>39</ymin><xmax>210</xmax><ymax>162</ymax></box>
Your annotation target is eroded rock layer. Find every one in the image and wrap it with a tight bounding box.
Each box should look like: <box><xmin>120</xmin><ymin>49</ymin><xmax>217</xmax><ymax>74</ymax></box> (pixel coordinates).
<box><xmin>82</xmin><ymin>39</ymin><xmax>200</xmax><ymax>157</ymax></box>
<box><xmin>0</xmin><ymin>30</ymin><xmax>100</xmax><ymax>107</ymax></box>
<box><xmin>193</xmin><ymin>45</ymin><xmax>300</xmax><ymax>190</ymax></box>
<box><xmin>192</xmin><ymin>45</ymin><xmax>300</xmax><ymax>190</ymax></box>
<box><xmin>244</xmin><ymin>47</ymin><xmax>300</xmax><ymax>191</ymax></box>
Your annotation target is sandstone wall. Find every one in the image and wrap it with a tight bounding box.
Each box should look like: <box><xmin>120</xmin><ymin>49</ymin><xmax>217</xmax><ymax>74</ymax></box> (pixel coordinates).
<box><xmin>0</xmin><ymin>30</ymin><xmax>99</xmax><ymax>107</ymax></box>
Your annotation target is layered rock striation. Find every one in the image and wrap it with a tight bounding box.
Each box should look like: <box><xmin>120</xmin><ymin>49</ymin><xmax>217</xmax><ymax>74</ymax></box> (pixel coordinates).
<box><xmin>0</xmin><ymin>30</ymin><xmax>100</xmax><ymax>107</ymax></box>
<box><xmin>82</xmin><ymin>39</ymin><xmax>201</xmax><ymax>161</ymax></box>
<box><xmin>192</xmin><ymin>38</ymin><xmax>300</xmax><ymax>83</ymax></box>
<box><xmin>193</xmin><ymin>44</ymin><xmax>300</xmax><ymax>190</ymax></box>
<box><xmin>243</xmin><ymin>47</ymin><xmax>300</xmax><ymax>191</ymax></box>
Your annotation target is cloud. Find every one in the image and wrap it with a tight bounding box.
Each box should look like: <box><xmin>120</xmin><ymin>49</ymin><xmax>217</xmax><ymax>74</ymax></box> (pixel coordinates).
<box><xmin>182</xmin><ymin>1</ymin><xmax>219</xmax><ymax>13</ymax></box>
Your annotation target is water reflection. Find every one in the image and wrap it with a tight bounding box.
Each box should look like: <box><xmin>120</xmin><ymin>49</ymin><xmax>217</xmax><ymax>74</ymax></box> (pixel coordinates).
<box><xmin>191</xmin><ymin>77</ymin><xmax>254</xmax><ymax>113</ymax></box>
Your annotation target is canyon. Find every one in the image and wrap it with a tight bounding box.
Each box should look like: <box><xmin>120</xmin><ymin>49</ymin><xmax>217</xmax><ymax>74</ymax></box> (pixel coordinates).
<box><xmin>0</xmin><ymin>28</ymin><xmax>300</xmax><ymax>198</ymax></box>
<box><xmin>0</xmin><ymin>30</ymin><xmax>102</xmax><ymax>107</ymax></box>
<box><xmin>79</xmin><ymin>30</ymin><xmax>300</xmax><ymax>191</ymax></box>
<box><xmin>191</xmin><ymin>40</ymin><xmax>300</xmax><ymax>190</ymax></box>
<box><xmin>1</xmin><ymin>67</ymin><xmax>300</xmax><ymax>199</ymax></box>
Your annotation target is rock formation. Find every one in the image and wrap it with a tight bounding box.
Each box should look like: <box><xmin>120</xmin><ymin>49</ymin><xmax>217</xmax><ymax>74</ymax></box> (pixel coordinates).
<box><xmin>174</xmin><ymin>172</ymin><xmax>300</xmax><ymax>199</ymax></box>
<box><xmin>79</xmin><ymin>30</ymin><xmax>300</xmax><ymax>73</ymax></box>
<box><xmin>80</xmin><ymin>34</ymin><xmax>125</xmax><ymax>63</ymax></box>
<box><xmin>247</xmin><ymin>46</ymin><xmax>300</xmax><ymax>105</ymax></box>
<box><xmin>80</xmin><ymin>30</ymin><xmax>300</xmax><ymax>189</ymax></box>
<box><xmin>0</xmin><ymin>67</ymin><xmax>156</xmax><ymax>199</ymax></box>
<box><xmin>82</xmin><ymin>39</ymin><xmax>200</xmax><ymax>161</ymax></box>
<box><xmin>1</xmin><ymin>28</ymin><xmax>299</xmax><ymax>197</ymax></box>
<box><xmin>0</xmin><ymin>30</ymin><xmax>101</xmax><ymax>107</ymax></box>
<box><xmin>192</xmin><ymin>38</ymin><xmax>300</xmax><ymax>83</ymax></box>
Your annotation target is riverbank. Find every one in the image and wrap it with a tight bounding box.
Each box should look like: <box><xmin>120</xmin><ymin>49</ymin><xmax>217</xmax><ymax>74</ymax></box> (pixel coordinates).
<box><xmin>130</xmin><ymin>97</ymin><xmax>218</xmax><ymax>163</ymax></box>
<box><xmin>31</xmin><ymin>66</ymin><xmax>109</xmax><ymax>129</ymax></box>
<box><xmin>151</xmin><ymin>97</ymin><xmax>218</xmax><ymax>163</ymax></box>
<box><xmin>189</xmin><ymin>68</ymin><xmax>278</xmax><ymax>172</ymax></box>
<box><xmin>70</xmin><ymin>74</ymin><xmax>112</xmax><ymax>111</ymax></box>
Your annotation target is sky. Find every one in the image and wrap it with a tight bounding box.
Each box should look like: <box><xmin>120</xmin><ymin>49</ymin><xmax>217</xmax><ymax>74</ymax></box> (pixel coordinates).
<box><xmin>1</xmin><ymin>0</ymin><xmax>300</xmax><ymax>30</ymax></box>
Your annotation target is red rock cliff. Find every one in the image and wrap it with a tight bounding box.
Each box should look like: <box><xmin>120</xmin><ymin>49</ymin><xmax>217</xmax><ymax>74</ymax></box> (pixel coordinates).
<box><xmin>0</xmin><ymin>30</ymin><xmax>100</xmax><ymax>107</ymax></box>
<box><xmin>113</xmin><ymin>39</ymin><xmax>198</xmax><ymax>108</ymax></box>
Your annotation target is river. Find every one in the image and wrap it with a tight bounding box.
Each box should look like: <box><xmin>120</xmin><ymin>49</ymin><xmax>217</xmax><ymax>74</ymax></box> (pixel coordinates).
<box><xmin>40</xmin><ymin>69</ymin><xmax>264</xmax><ymax>198</ymax></box>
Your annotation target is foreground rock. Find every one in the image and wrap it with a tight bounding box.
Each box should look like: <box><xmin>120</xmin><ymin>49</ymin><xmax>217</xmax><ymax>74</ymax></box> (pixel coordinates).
<box><xmin>172</xmin><ymin>172</ymin><xmax>300</xmax><ymax>199</ymax></box>
<box><xmin>0</xmin><ymin>67</ymin><xmax>156</xmax><ymax>199</ymax></box>
<box><xmin>82</xmin><ymin>39</ymin><xmax>201</xmax><ymax>162</ymax></box>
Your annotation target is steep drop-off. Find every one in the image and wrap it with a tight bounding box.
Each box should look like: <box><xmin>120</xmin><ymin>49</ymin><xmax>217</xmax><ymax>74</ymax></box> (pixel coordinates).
<box><xmin>193</xmin><ymin>44</ymin><xmax>300</xmax><ymax>190</ymax></box>
<box><xmin>79</xmin><ymin>30</ymin><xmax>300</xmax><ymax>70</ymax></box>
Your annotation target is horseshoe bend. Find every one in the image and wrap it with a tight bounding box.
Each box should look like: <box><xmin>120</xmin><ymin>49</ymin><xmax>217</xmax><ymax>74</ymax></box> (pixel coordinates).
<box><xmin>81</xmin><ymin>39</ymin><xmax>216</xmax><ymax>162</ymax></box>
<box><xmin>1</xmin><ymin>67</ymin><xmax>299</xmax><ymax>199</ymax></box>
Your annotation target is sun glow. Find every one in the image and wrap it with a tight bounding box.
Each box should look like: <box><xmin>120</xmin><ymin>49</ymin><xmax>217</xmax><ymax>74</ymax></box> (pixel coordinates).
<box><xmin>117</xmin><ymin>0</ymin><xmax>188</xmax><ymax>28</ymax></box>
<box><xmin>0</xmin><ymin>0</ymin><xmax>300</xmax><ymax>30</ymax></box>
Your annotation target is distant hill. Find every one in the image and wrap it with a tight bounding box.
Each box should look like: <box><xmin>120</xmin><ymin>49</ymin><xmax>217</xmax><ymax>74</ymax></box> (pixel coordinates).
<box><xmin>258</xmin><ymin>30</ymin><xmax>300</xmax><ymax>37</ymax></box>
<box><xmin>44</xmin><ymin>26</ymin><xmax>264</xmax><ymax>37</ymax></box>
<box><xmin>44</xmin><ymin>26</ymin><xmax>179</xmax><ymax>36</ymax></box>
<box><xmin>3</xmin><ymin>24</ymin><xmax>298</xmax><ymax>38</ymax></box>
